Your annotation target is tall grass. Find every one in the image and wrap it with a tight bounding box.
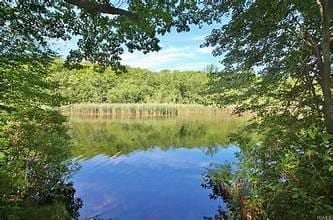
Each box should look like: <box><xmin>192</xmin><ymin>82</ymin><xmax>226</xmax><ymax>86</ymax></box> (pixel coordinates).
<box><xmin>61</xmin><ymin>103</ymin><xmax>233</xmax><ymax>118</ymax></box>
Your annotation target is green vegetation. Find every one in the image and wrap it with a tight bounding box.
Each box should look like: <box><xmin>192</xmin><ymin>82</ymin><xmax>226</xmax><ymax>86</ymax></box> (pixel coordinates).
<box><xmin>0</xmin><ymin>53</ymin><xmax>81</xmax><ymax>217</ymax></box>
<box><xmin>51</xmin><ymin>61</ymin><xmax>209</xmax><ymax>105</ymax></box>
<box><xmin>69</xmin><ymin>115</ymin><xmax>247</xmax><ymax>159</ymax></box>
<box><xmin>193</xmin><ymin>1</ymin><xmax>333</xmax><ymax>219</ymax></box>
<box><xmin>61</xmin><ymin>103</ymin><xmax>229</xmax><ymax>117</ymax></box>
<box><xmin>1</xmin><ymin>0</ymin><xmax>332</xmax><ymax>219</ymax></box>
<box><xmin>1</xmin><ymin>1</ymin><xmax>207</xmax><ymax>217</ymax></box>
<box><xmin>204</xmin><ymin>70</ymin><xmax>333</xmax><ymax>218</ymax></box>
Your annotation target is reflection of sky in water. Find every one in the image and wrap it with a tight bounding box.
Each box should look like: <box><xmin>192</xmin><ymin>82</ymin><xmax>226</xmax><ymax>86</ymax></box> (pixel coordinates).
<box><xmin>72</xmin><ymin>145</ymin><xmax>239</xmax><ymax>219</ymax></box>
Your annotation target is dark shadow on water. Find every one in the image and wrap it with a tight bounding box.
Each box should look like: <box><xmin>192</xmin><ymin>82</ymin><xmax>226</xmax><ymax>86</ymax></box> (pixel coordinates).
<box><xmin>0</xmin><ymin>179</ymin><xmax>83</xmax><ymax>220</ymax></box>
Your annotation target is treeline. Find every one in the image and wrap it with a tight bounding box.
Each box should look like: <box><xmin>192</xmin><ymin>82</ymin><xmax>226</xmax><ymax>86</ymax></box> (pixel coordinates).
<box><xmin>51</xmin><ymin>61</ymin><xmax>208</xmax><ymax>104</ymax></box>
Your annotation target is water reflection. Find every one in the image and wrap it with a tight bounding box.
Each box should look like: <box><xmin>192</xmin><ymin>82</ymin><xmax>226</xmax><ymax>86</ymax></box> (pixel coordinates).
<box><xmin>69</xmin><ymin>115</ymin><xmax>245</xmax><ymax>219</ymax></box>
<box><xmin>69</xmin><ymin>115</ymin><xmax>245</xmax><ymax>159</ymax></box>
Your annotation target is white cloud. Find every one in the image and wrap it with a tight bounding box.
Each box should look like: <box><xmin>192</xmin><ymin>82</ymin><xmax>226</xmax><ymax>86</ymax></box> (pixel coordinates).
<box><xmin>121</xmin><ymin>46</ymin><xmax>217</xmax><ymax>71</ymax></box>
<box><xmin>188</xmin><ymin>34</ymin><xmax>207</xmax><ymax>41</ymax></box>
<box><xmin>164</xmin><ymin>62</ymin><xmax>214</xmax><ymax>71</ymax></box>
<box><xmin>121</xmin><ymin>47</ymin><xmax>193</xmax><ymax>69</ymax></box>
<box><xmin>196</xmin><ymin>46</ymin><xmax>213</xmax><ymax>54</ymax></box>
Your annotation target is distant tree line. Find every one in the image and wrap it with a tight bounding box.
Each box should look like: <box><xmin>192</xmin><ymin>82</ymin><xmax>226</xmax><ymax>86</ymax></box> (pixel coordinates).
<box><xmin>51</xmin><ymin>61</ymin><xmax>209</xmax><ymax>105</ymax></box>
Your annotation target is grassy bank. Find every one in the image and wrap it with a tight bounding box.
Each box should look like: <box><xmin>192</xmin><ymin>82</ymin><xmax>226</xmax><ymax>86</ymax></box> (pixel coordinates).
<box><xmin>61</xmin><ymin>103</ymin><xmax>233</xmax><ymax>118</ymax></box>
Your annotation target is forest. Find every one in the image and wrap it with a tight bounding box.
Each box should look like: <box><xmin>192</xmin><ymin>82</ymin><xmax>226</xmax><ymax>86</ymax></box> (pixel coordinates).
<box><xmin>1</xmin><ymin>0</ymin><xmax>332</xmax><ymax>219</ymax></box>
<box><xmin>51</xmin><ymin>61</ymin><xmax>209</xmax><ymax>104</ymax></box>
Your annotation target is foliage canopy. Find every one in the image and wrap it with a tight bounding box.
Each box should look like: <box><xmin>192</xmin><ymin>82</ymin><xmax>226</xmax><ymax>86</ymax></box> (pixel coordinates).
<box><xmin>1</xmin><ymin>0</ymin><xmax>198</xmax><ymax>68</ymax></box>
<box><xmin>1</xmin><ymin>0</ymin><xmax>333</xmax><ymax>218</ymax></box>
<box><xmin>190</xmin><ymin>0</ymin><xmax>333</xmax><ymax>133</ymax></box>
<box><xmin>196</xmin><ymin>0</ymin><xmax>333</xmax><ymax>218</ymax></box>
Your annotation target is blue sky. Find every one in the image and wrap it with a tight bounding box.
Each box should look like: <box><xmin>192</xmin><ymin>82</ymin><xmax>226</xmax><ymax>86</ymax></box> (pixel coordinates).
<box><xmin>51</xmin><ymin>24</ymin><xmax>223</xmax><ymax>71</ymax></box>
<box><xmin>121</xmin><ymin>25</ymin><xmax>223</xmax><ymax>71</ymax></box>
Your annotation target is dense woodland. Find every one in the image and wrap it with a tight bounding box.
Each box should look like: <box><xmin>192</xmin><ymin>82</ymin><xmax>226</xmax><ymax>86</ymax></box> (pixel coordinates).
<box><xmin>1</xmin><ymin>0</ymin><xmax>332</xmax><ymax>219</ymax></box>
<box><xmin>51</xmin><ymin>61</ymin><xmax>208</xmax><ymax>104</ymax></box>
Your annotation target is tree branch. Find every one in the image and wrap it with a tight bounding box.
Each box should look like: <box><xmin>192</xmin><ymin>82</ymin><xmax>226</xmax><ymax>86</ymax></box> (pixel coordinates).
<box><xmin>303</xmin><ymin>35</ymin><xmax>323</xmax><ymax>77</ymax></box>
<box><xmin>64</xmin><ymin>0</ymin><xmax>138</xmax><ymax>19</ymax></box>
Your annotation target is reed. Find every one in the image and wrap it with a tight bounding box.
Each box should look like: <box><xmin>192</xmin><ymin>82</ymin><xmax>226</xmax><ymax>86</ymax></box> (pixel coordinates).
<box><xmin>61</xmin><ymin>103</ymin><xmax>233</xmax><ymax>118</ymax></box>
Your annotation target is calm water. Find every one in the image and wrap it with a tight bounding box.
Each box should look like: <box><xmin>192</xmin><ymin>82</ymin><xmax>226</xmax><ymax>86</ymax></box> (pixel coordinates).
<box><xmin>69</xmin><ymin>115</ymin><xmax>245</xmax><ymax>219</ymax></box>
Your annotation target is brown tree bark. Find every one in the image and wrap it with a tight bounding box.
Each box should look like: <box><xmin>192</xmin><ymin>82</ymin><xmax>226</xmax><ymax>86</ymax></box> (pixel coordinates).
<box><xmin>317</xmin><ymin>0</ymin><xmax>333</xmax><ymax>133</ymax></box>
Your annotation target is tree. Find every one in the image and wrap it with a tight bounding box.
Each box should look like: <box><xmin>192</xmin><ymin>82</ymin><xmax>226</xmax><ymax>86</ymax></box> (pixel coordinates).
<box><xmin>0</xmin><ymin>47</ymin><xmax>82</xmax><ymax>217</ymax></box>
<box><xmin>1</xmin><ymin>0</ymin><xmax>197</xmax><ymax>217</ymax></box>
<box><xmin>1</xmin><ymin>0</ymin><xmax>198</xmax><ymax>68</ymax></box>
<box><xmin>191</xmin><ymin>1</ymin><xmax>333</xmax><ymax>218</ymax></box>
<box><xmin>51</xmin><ymin>63</ymin><xmax>208</xmax><ymax>104</ymax></box>
<box><xmin>191</xmin><ymin>0</ymin><xmax>332</xmax><ymax>133</ymax></box>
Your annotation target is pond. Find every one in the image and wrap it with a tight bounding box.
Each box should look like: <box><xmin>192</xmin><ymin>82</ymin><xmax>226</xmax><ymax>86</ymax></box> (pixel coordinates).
<box><xmin>69</xmin><ymin>115</ymin><xmax>246</xmax><ymax>219</ymax></box>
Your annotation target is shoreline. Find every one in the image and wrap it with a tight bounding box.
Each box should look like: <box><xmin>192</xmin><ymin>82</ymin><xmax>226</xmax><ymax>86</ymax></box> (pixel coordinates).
<box><xmin>60</xmin><ymin>103</ymin><xmax>236</xmax><ymax>117</ymax></box>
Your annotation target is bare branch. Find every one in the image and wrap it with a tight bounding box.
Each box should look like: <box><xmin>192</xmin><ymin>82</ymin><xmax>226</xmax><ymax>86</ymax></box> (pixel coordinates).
<box><xmin>64</xmin><ymin>0</ymin><xmax>138</xmax><ymax>19</ymax></box>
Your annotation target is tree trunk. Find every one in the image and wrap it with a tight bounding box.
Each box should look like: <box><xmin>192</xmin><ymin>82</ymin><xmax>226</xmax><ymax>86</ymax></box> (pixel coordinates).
<box><xmin>318</xmin><ymin>0</ymin><xmax>333</xmax><ymax>133</ymax></box>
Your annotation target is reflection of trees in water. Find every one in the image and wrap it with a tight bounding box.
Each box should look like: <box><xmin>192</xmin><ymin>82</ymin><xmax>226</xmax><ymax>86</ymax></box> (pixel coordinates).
<box><xmin>204</xmin><ymin>146</ymin><xmax>221</xmax><ymax>157</ymax></box>
<box><xmin>1</xmin><ymin>170</ymin><xmax>82</xmax><ymax>219</ymax></box>
<box><xmin>201</xmin><ymin>163</ymin><xmax>260</xmax><ymax>220</ymax></box>
<box><xmin>179</xmin><ymin>124</ymin><xmax>188</xmax><ymax>137</ymax></box>
<box><xmin>37</xmin><ymin>181</ymin><xmax>82</xmax><ymax>219</ymax></box>
<box><xmin>203</xmin><ymin>208</ymin><xmax>225</xmax><ymax>220</ymax></box>
<box><xmin>70</xmin><ymin>116</ymin><xmax>246</xmax><ymax>158</ymax></box>
<box><xmin>201</xmin><ymin>164</ymin><xmax>236</xmax><ymax>220</ymax></box>
<box><xmin>1</xmin><ymin>110</ymin><xmax>82</xmax><ymax>219</ymax></box>
<box><xmin>0</xmin><ymin>160</ymin><xmax>83</xmax><ymax>219</ymax></box>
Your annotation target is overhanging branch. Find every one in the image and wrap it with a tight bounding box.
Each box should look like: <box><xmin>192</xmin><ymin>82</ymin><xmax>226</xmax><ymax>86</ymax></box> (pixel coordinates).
<box><xmin>64</xmin><ymin>0</ymin><xmax>138</xmax><ymax>19</ymax></box>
